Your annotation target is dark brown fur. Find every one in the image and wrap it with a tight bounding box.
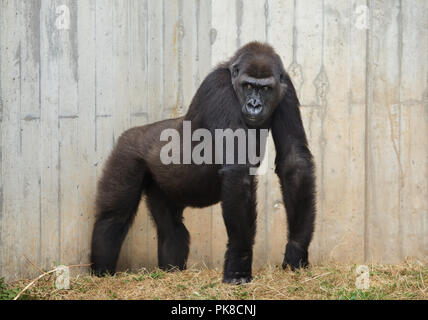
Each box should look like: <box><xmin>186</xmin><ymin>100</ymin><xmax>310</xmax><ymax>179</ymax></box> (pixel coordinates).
<box><xmin>91</xmin><ymin>42</ymin><xmax>316</xmax><ymax>284</ymax></box>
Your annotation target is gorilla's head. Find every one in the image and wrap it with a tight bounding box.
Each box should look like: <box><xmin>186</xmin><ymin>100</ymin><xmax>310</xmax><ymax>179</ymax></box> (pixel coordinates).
<box><xmin>229</xmin><ymin>42</ymin><xmax>289</xmax><ymax>127</ymax></box>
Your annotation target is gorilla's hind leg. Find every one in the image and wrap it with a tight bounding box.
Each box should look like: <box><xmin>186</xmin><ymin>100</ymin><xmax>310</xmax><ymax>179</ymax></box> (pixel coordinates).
<box><xmin>146</xmin><ymin>185</ymin><xmax>189</xmax><ymax>271</ymax></box>
<box><xmin>91</xmin><ymin>141</ymin><xmax>147</xmax><ymax>276</ymax></box>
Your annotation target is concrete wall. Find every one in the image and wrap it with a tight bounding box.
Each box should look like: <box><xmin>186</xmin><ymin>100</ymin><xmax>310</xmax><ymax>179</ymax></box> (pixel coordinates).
<box><xmin>0</xmin><ymin>0</ymin><xmax>427</xmax><ymax>281</ymax></box>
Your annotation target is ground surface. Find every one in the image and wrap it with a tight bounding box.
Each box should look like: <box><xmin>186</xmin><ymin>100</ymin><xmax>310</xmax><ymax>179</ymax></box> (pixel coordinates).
<box><xmin>2</xmin><ymin>261</ymin><xmax>427</xmax><ymax>300</ymax></box>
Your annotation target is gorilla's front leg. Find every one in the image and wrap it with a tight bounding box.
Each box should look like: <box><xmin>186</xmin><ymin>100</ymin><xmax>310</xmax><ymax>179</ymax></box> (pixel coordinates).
<box><xmin>220</xmin><ymin>165</ymin><xmax>257</xmax><ymax>284</ymax></box>
<box><xmin>276</xmin><ymin>144</ymin><xmax>316</xmax><ymax>270</ymax></box>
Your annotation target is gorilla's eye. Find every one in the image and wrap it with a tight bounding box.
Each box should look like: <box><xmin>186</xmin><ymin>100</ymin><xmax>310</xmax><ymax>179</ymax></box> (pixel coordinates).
<box><xmin>247</xmin><ymin>84</ymin><xmax>252</xmax><ymax>90</ymax></box>
<box><xmin>263</xmin><ymin>86</ymin><xmax>269</xmax><ymax>91</ymax></box>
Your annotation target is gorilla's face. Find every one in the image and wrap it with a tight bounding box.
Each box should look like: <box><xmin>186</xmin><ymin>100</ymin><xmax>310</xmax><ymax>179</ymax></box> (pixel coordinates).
<box><xmin>230</xmin><ymin>53</ymin><xmax>287</xmax><ymax>127</ymax></box>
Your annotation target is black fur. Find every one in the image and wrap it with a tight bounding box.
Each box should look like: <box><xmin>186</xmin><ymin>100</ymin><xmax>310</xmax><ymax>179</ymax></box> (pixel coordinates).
<box><xmin>90</xmin><ymin>42</ymin><xmax>316</xmax><ymax>284</ymax></box>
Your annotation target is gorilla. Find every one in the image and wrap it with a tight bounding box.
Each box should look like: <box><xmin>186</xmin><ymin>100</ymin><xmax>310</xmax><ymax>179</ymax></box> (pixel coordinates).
<box><xmin>91</xmin><ymin>42</ymin><xmax>316</xmax><ymax>284</ymax></box>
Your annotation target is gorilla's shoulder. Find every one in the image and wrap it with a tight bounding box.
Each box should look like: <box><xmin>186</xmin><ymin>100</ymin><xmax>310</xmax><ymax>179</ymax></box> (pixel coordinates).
<box><xmin>202</xmin><ymin>66</ymin><xmax>232</xmax><ymax>89</ymax></box>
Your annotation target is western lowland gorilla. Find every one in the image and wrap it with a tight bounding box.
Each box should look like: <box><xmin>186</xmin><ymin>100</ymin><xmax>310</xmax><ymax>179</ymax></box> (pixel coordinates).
<box><xmin>91</xmin><ymin>42</ymin><xmax>316</xmax><ymax>284</ymax></box>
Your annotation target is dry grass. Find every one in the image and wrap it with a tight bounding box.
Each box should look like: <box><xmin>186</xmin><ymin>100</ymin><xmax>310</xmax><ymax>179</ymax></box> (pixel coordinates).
<box><xmin>5</xmin><ymin>260</ymin><xmax>428</xmax><ymax>300</ymax></box>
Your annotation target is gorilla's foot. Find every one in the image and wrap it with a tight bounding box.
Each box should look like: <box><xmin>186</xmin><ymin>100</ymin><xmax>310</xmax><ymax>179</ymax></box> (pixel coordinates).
<box><xmin>282</xmin><ymin>241</ymin><xmax>309</xmax><ymax>271</ymax></box>
<box><xmin>91</xmin><ymin>265</ymin><xmax>116</xmax><ymax>277</ymax></box>
<box><xmin>223</xmin><ymin>272</ymin><xmax>252</xmax><ymax>285</ymax></box>
<box><xmin>157</xmin><ymin>235</ymin><xmax>189</xmax><ymax>273</ymax></box>
<box><xmin>159</xmin><ymin>263</ymin><xmax>186</xmax><ymax>272</ymax></box>
<box><xmin>223</xmin><ymin>251</ymin><xmax>252</xmax><ymax>285</ymax></box>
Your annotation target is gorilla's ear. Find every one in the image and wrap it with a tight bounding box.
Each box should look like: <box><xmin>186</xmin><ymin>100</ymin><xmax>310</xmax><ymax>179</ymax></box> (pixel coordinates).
<box><xmin>278</xmin><ymin>73</ymin><xmax>288</xmax><ymax>101</ymax></box>
<box><xmin>278</xmin><ymin>72</ymin><xmax>299</xmax><ymax>109</ymax></box>
<box><xmin>230</xmin><ymin>63</ymin><xmax>240</xmax><ymax>78</ymax></box>
<box><xmin>229</xmin><ymin>54</ymin><xmax>243</xmax><ymax>79</ymax></box>
<box><xmin>275</xmin><ymin>55</ymin><xmax>296</xmax><ymax>106</ymax></box>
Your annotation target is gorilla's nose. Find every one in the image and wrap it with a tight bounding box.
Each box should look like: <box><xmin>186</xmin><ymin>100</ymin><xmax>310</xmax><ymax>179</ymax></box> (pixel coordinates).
<box><xmin>246</xmin><ymin>99</ymin><xmax>262</xmax><ymax>116</ymax></box>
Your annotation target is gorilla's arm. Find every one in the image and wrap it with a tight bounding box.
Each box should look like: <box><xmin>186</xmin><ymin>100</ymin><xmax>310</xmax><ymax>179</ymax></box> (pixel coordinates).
<box><xmin>271</xmin><ymin>73</ymin><xmax>316</xmax><ymax>270</ymax></box>
<box><xmin>220</xmin><ymin>165</ymin><xmax>257</xmax><ymax>284</ymax></box>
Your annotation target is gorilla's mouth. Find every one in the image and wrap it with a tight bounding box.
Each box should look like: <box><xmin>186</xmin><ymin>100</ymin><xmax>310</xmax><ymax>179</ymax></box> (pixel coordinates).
<box><xmin>242</xmin><ymin>104</ymin><xmax>265</xmax><ymax>126</ymax></box>
<box><xmin>244</xmin><ymin>114</ymin><xmax>265</xmax><ymax>126</ymax></box>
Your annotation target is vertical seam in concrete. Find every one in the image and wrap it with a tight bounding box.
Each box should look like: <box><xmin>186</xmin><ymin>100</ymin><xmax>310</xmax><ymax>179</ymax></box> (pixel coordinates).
<box><xmin>364</xmin><ymin>0</ymin><xmax>373</xmax><ymax>263</ymax></box>
<box><xmin>235</xmin><ymin>0</ymin><xmax>243</xmax><ymax>48</ymax></box>
<box><xmin>94</xmin><ymin>1</ymin><xmax>98</xmax><ymax>152</ymax></box>
<box><xmin>177</xmin><ymin>0</ymin><xmax>184</xmax><ymax>116</ymax></box>
<box><xmin>111</xmin><ymin>3</ymin><xmax>115</xmax><ymax>145</ymax></box>
<box><xmin>397</xmin><ymin>0</ymin><xmax>403</xmax><ymax>261</ymax></box>
<box><xmin>19</xmin><ymin>41</ymin><xmax>22</xmax><ymax>155</ymax></box>
<box><xmin>0</xmin><ymin>0</ymin><xmax>3</xmax><ymax>276</ymax></box>
<box><xmin>145</xmin><ymin>0</ymin><xmax>149</xmax><ymax>117</ymax></box>
<box><xmin>18</xmin><ymin>4</ymin><xmax>23</xmax><ymax>276</ymax></box>
<box><xmin>77</xmin><ymin>1</ymin><xmax>82</xmax><ymax>265</ymax></box>
<box><xmin>207</xmin><ymin>1</ymin><xmax>212</xmax><ymax>68</ymax></box>
<box><xmin>292</xmin><ymin>0</ymin><xmax>297</xmax><ymax>63</ymax></box>
<box><xmin>195</xmin><ymin>0</ymin><xmax>200</xmax><ymax>88</ymax></box>
<box><xmin>264</xmin><ymin>0</ymin><xmax>269</xmax><ymax>42</ymax></box>
<box><xmin>38</xmin><ymin>0</ymin><xmax>42</xmax><ymax>267</ymax></box>
<box><xmin>321</xmin><ymin>0</ymin><xmax>325</xmax><ymax>65</ymax></box>
<box><xmin>317</xmin><ymin>0</ymin><xmax>327</xmax><ymax>259</ymax></box>
<box><xmin>126</xmin><ymin>0</ymin><xmax>132</xmax><ymax>265</ymax></box>
<box><xmin>69</xmin><ymin>1</ymin><xmax>78</xmax><ymax>83</ymax></box>
<box><xmin>145</xmin><ymin>0</ymin><xmax>150</xmax><ymax>265</ymax></box>
<box><xmin>58</xmin><ymin>29</ymin><xmax>62</xmax><ymax>264</ymax></box>
<box><xmin>161</xmin><ymin>0</ymin><xmax>165</xmax><ymax>120</ymax></box>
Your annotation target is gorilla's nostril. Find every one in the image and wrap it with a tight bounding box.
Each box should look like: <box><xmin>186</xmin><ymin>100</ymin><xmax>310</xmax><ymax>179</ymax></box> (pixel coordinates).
<box><xmin>246</xmin><ymin>102</ymin><xmax>262</xmax><ymax>115</ymax></box>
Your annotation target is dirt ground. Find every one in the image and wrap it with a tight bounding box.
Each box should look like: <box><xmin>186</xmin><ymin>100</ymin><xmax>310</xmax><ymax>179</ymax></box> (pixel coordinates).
<box><xmin>3</xmin><ymin>260</ymin><xmax>427</xmax><ymax>300</ymax></box>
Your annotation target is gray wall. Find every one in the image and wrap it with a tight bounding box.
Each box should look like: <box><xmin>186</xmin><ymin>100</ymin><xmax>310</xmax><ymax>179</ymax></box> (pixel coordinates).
<box><xmin>0</xmin><ymin>0</ymin><xmax>427</xmax><ymax>281</ymax></box>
